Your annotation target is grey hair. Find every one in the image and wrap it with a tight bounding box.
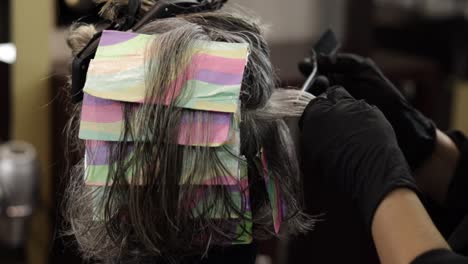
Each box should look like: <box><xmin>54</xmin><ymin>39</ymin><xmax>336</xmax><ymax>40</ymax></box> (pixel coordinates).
<box><xmin>64</xmin><ymin>5</ymin><xmax>314</xmax><ymax>263</ymax></box>
<box><xmin>66</xmin><ymin>23</ymin><xmax>97</xmax><ymax>56</ymax></box>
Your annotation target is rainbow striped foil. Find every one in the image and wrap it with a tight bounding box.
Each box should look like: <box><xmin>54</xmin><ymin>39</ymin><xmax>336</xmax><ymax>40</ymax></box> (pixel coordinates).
<box><xmin>79</xmin><ymin>93</ymin><xmax>233</xmax><ymax>145</ymax></box>
<box><xmin>83</xmin><ymin>30</ymin><xmax>249</xmax><ymax>113</ymax></box>
<box><xmin>261</xmin><ymin>150</ymin><xmax>285</xmax><ymax>234</ymax></box>
<box><xmin>79</xmin><ymin>30</ymin><xmax>254</xmax><ymax>244</ymax></box>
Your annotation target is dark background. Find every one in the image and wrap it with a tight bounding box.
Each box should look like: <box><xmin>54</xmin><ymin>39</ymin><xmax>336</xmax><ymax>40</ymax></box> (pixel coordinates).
<box><xmin>0</xmin><ymin>0</ymin><xmax>10</xmax><ymax>142</ymax></box>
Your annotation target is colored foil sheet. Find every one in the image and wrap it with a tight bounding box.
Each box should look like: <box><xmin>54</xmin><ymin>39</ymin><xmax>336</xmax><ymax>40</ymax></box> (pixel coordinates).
<box><xmin>183</xmin><ymin>166</ymin><xmax>249</xmax><ymax>219</ymax></box>
<box><xmin>261</xmin><ymin>150</ymin><xmax>285</xmax><ymax>234</ymax></box>
<box><xmin>89</xmin><ymin>171</ymin><xmax>249</xmax><ymax>220</ymax></box>
<box><xmin>88</xmin><ymin>159</ymin><xmax>252</xmax><ymax>244</ymax></box>
<box><xmin>84</xmin><ymin>112</ymin><xmax>241</xmax><ymax>186</ymax></box>
<box><xmin>183</xmin><ymin>175</ymin><xmax>253</xmax><ymax>244</ymax></box>
<box><xmin>79</xmin><ymin>93</ymin><xmax>232</xmax><ymax>146</ymax></box>
<box><xmin>80</xmin><ymin>30</ymin><xmax>253</xmax><ymax>244</ymax></box>
<box><xmin>83</xmin><ymin>30</ymin><xmax>249</xmax><ymax>113</ymax></box>
<box><xmin>84</xmin><ymin>140</ymin><xmax>241</xmax><ymax>186</ymax></box>
<box><xmin>89</xmin><ymin>189</ymin><xmax>253</xmax><ymax>244</ymax></box>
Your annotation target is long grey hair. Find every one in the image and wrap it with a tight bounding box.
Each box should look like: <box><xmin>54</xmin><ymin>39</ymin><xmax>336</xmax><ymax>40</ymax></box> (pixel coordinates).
<box><xmin>64</xmin><ymin>1</ymin><xmax>314</xmax><ymax>263</ymax></box>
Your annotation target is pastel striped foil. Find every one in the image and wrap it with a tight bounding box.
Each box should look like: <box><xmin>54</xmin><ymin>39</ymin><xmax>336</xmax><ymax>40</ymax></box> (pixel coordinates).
<box><xmin>80</xmin><ymin>30</ymin><xmax>255</xmax><ymax>244</ymax></box>
<box><xmin>84</xmin><ymin>113</ymin><xmax>241</xmax><ymax>186</ymax></box>
<box><xmin>84</xmin><ymin>140</ymin><xmax>242</xmax><ymax>186</ymax></box>
<box><xmin>181</xmin><ymin>170</ymin><xmax>250</xmax><ymax>219</ymax></box>
<box><xmin>83</xmin><ymin>30</ymin><xmax>249</xmax><ymax>113</ymax></box>
<box><xmin>261</xmin><ymin>150</ymin><xmax>285</xmax><ymax>234</ymax></box>
<box><xmin>88</xmin><ymin>162</ymin><xmax>253</xmax><ymax>243</ymax></box>
<box><xmin>89</xmin><ymin>165</ymin><xmax>249</xmax><ymax>220</ymax></box>
<box><xmin>79</xmin><ymin>93</ymin><xmax>233</xmax><ymax>146</ymax></box>
<box><xmin>89</xmin><ymin>185</ymin><xmax>253</xmax><ymax>244</ymax></box>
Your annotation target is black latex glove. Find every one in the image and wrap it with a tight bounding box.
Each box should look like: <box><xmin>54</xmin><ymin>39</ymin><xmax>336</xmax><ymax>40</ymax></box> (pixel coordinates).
<box><xmin>299</xmin><ymin>53</ymin><xmax>436</xmax><ymax>171</ymax></box>
<box><xmin>300</xmin><ymin>86</ymin><xmax>420</xmax><ymax>229</ymax></box>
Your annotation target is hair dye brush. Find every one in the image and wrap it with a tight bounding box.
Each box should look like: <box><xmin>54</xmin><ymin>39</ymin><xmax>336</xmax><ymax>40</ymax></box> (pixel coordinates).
<box><xmin>299</xmin><ymin>29</ymin><xmax>340</xmax><ymax>95</ymax></box>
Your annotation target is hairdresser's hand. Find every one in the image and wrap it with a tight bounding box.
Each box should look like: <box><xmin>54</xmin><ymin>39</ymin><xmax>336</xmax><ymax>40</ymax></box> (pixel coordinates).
<box><xmin>301</xmin><ymin>53</ymin><xmax>436</xmax><ymax>171</ymax></box>
<box><xmin>300</xmin><ymin>86</ymin><xmax>420</xmax><ymax>229</ymax></box>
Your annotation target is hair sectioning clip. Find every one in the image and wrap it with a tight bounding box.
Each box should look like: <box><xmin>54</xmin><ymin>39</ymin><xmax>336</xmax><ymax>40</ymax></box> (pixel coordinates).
<box><xmin>71</xmin><ymin>0</ymin><xmax>228</xmax><ymax>103</ymax></box>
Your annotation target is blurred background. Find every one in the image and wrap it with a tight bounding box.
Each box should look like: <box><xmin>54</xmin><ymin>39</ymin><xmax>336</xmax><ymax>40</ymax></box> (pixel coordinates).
<box><xmin>1</xmin><ymin>0</ymin><xmax>468</xmax><ymax>263</ymax></box>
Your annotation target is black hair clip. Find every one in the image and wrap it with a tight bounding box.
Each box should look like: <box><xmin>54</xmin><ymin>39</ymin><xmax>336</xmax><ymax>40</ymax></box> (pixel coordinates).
<box><xmin>70</xmin><ymin>0</ymin><xmax>228</xmax><ymax>103</ymax></box>
<box><xmin>119</xmin><ymin>0</ymin><xmax>141</xmax><ymax>31</ymax></box>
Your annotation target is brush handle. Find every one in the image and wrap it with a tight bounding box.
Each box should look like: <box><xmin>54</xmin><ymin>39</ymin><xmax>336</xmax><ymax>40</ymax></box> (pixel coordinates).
<box><xmin>300</xmin><ymin>29</ymin><xmax>340</xmax><ymax>94</ymax></box>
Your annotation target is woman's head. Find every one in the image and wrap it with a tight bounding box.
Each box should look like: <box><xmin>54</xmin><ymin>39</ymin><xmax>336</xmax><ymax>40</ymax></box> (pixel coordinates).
<box><xmin>64</xmin><ymin>1</ymin><xmax>313</xmax><ymax>262</ymax></box>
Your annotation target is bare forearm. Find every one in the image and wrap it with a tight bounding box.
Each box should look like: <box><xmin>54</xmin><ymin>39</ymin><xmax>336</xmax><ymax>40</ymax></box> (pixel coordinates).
<box><xmin>372</xmin><ymin>188</ymin><xmax>450</xmax><ymax>264</ymax></box>
<box><xmin>414</xmin><ymin>130</ymin><xmax>460</xmax><ymax>205</ymax></box>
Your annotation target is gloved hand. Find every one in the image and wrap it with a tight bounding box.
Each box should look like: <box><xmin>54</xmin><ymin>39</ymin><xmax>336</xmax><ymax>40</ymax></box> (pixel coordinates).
<box><xmin>300</xmin><ymin>86</ymin><xmax>420</xmax><ymax>229</ymax></box>
<box><xmin>299</xmin><ymin>53</ymin><xmax>436</xmax><ymax>171</ymax></box>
